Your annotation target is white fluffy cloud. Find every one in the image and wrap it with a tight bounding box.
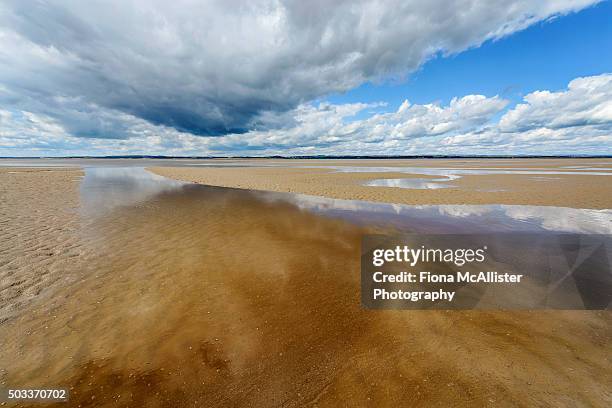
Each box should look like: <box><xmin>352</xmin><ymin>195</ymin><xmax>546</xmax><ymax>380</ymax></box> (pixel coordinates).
<box><xmin>201</xmin><ymin>94</ymin><xmax>509</xmax><ymax>154</ymax></box>
<box><xmin>440</xmin><ymin>74</ymin><xmax>612</xmax><ymax>155</ymax></box>
<box><xmin>195</xmin><ymin>74</ymin><xmax>612</xmax><ymax>156</ymax></box>
<box><xmin>0</xmin><ymin>0</ymin><xmax>599</xmax><ymax>140</ymax></box>
<box><xmin>499</xmin><ymin>74</ymin><xmax>612</xmax><ymax>132</ymax></box>
<box><xmin>0</xmin><ymin>1</ymin><xmax>609</xmax><ymax>156</ymax></box>
<box><xmin>4</xmin><ymin>73</ymin><xmax>610</xmax><ymax>156</ymax></box>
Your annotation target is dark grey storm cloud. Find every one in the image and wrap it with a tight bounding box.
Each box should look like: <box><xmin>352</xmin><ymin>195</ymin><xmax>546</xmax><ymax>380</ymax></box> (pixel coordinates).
<box><xmin>0</xmin><ymin>0</ymin><xmax>600</xmax><ymax>138</ymax></box>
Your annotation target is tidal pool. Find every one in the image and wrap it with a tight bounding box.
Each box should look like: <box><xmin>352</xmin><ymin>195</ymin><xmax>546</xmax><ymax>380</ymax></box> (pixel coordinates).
<box><xmin>364</xmin><ymin>177</ymin><xmax>457</xmax><ymax>190</ymax></box>
<box><xmin>80</xmin><ymin>167</ymin><xmax>612</xmax><ymax>234</ymax></box>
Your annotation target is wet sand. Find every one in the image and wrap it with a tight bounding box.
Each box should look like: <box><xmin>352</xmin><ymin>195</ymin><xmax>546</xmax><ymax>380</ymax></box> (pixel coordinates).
<box><xmin>0</xmin><ymin>168</ymin><xmax>84</xmax><ymax>323</ymax></box>
<box><xmin>150</xmin><ymin>158</ymin><xmax>612</xmax><ymax>209</ymax></box>
<box><xmin>0</xmin><ymin>167</ymin><xmax>611</xmax><ymax>407</ymax></box>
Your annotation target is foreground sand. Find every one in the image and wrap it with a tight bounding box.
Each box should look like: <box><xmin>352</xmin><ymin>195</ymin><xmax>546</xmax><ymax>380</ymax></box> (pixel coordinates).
<box><xmin>0</xmin><ymin>168</ymin><xmax>84</xmax><ymax>323</ymax></box>
<box><xmin>1</xmin><ymin>168</ymin><xmax>610</xmax><ymax>407</ymax></box>
<box><xmin>150</xmin><ymin>158</ymin><xmax>612</xmax><ymax>209</ymax></box>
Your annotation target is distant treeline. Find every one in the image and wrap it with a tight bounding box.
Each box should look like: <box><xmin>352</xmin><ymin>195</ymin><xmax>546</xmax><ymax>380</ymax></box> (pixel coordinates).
<box><xmin>1</xmin><ymin>155</ymin><xmax>611</xmax><ymax>159</ymax></box>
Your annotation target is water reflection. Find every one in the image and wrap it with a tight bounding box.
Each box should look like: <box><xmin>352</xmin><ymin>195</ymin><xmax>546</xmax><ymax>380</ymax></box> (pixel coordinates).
<box><xmin>80</xmin><ymin>167</ymin><xmax>186</xmax><ymax>216</ymax></box>
<box><xmin>272</xmin><ymin>192</ymin><xmax>612</xmax><ymax>234</ymax></box>
<box><xmin>4</xmin><ymin>165</ymin><xmax>611</xmax><ymax>407</ymax></box>
<box><xmin>364</xmin><ymin>177</ymin><xmax>456</xmax><ymax>190</ymax></box>
<box><xmin>78</xmin><ymin>168</ymin><xmax>612</xmax><ymax>234</ymax></box>
<box><xmin>320</xmin><ymin>165</ymin><xmax>612</xmax><ymax>177</ymax></box>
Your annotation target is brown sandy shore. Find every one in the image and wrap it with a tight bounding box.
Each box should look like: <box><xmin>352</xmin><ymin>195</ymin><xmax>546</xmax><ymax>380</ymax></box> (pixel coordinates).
<box><xmin>150</xmin><ymin>158</ymin><xmax>612</xmax><ymax>209</ymax></box>
<box><xmin>0</xmin><ymin>167</ymin><xmax>611</xmax><ymax>407</ymax></box>
<box><xmin>0</xmin><ymin>168</ymin><xmax>85</xmax><ymax>323</ymax></box>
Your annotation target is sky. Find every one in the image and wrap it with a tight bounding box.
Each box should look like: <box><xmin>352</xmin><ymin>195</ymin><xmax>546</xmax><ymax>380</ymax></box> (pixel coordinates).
<box><xmin>0</xmin><ymin>0</ymin><xmax>611</xmax><ymax>157</ymax></box>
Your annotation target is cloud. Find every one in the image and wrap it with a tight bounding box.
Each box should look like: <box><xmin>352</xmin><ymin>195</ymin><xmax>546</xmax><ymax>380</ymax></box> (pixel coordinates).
<box><xmin>205</xmin><ymin>94</ymin><xmax>509</xmax><ymax>153</ymax></box>
<box><xmin>441</xmin><ymin>73</ymin><xmax>612</xmax><ymax>154</ymax></box>
<box><xmin>498</xmin><ymin>74</ymin><xmax>612</xmax><ymax>132</ymax></box>
<box><xmin>380</xmin><ymin>95</ymin><xmax>509</xmax><ymax>139</ymax></box>
<box><xmin>2</xmin><ymin>74</ymin><xmax>611</xmax><ymax>156</ymax></box>
<box><xmin>0</xmin><ymin>0</ymin><xmax>599</xmax><ymax>140</ymax></box>
<box><xmin>0</xmin><ymin>109</ymin><xmax>79</xmax><ymax>153</ymax></box>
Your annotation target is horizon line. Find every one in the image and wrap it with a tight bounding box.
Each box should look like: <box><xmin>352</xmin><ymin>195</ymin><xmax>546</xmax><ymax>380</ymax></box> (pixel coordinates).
<box><xmin>1</xmin><ymin>155</ymin><xmax>612</xmax><ymax>160</ymax></box>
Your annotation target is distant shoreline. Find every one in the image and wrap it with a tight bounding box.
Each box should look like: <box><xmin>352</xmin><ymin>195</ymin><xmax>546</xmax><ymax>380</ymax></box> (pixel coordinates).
<box><xmin>149</xmin><ymin>158</ymin><xmax>612</xmax><ymax>210</ymax></box>
<box><xmin>2</xmin><ymin>155</ymin><xmax>612</xmax><ymax>160</ymax></box>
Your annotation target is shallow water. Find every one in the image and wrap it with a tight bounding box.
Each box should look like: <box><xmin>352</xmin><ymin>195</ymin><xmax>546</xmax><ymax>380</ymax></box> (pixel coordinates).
<box><xmin>79</xmin><ymin>168</ymin><xmax>186</xmax><ymax>217</ymax></box>
<box><xmin>78</xmin><ymin>167</ymin><xmax>612</xmax><ymax>234</ymax></box>
<box><xmin>1</xmin><ymin>165</ymin><xmax>611</xmax><ymax>407</ymax></box>
<box><xmin>328</xmin><ymin>165</ymin><xmax>612</xmax><ymax>176</ymax></box>
<box><xmin>364</xmin><ymin>177</ymin><xmax>457</xmax><ymax>190</ymax></box>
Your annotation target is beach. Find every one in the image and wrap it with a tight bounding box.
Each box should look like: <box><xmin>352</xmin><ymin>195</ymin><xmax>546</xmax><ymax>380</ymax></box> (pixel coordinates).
<box><xmin>150</xmin><ymin>158</ymin><xmax>612</xmax><ymax>209</ymax></box>
<box><xmin>1</xmin><ymin>163</ymin><xmax>611</xmax><ymax>407</ymax></box>
<box><xmin>0</xmin><ymin>167</ymin><xmax>84</xmax><ymax>323</ymax></box>
<box><xmin>3</xmin><ymin>0</ymin><xmax>612</xmax><ymax>406</ymax></box>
